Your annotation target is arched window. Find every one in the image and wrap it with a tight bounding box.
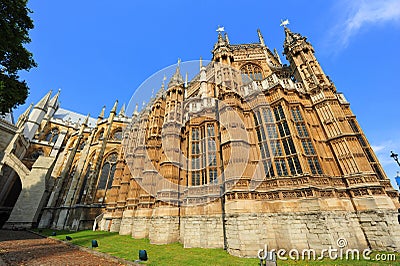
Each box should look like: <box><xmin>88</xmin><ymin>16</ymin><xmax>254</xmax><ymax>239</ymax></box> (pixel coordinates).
<box><xmin>45</xmin><ymin>128</ymin><xmax>59</xmax><ymax>143</ymax></box>
<box><xmin>96</xmin><ymin>129</ymin><xmax>104</xmax><ymax>141</ymax></box>
<box><xmin>240</xmin><ymin>63</ymin><xmax>263</xmax><ymax>82</ymax></box>
<box><xmin>97</xmin><ymin>153</ymin><xmax>118</xmax><ymax>190</ymax></box>
<box><xmin>78</xmin><ymin>138</ymin><xmax>87</xmax><ymax>151</ymax></box>
<box><xmin>111</xmin><ymin>128</ymin><xmax>123</xmax><ymax>141</ymax></box>
<box><xmin>77</xmin><ymin>164</ymin><xmax>91</xmax><ymax>203</ymax></box>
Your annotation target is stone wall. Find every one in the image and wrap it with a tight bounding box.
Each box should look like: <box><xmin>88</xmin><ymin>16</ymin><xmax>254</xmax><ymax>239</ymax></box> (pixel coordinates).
<box><xmin>104</xmin><ymin>196</ymin><xmax>400</xmax><ymax>257</ymax></box>
<box><xmin>224</xmin><ymin>210</ymin><xmax>400</xmax><ymax>257</ymax></box>
<box><xmin>359</xmin><ymin>210</ymin><xmax>400</xmax><ymax>251</ymax></box>
<box><xmin>110</xmin><ymin>218</ymin><xmax>122</xmax><ymax>233</ymax></box>
<box><xmin>225</xmin><ymin>211</ymin><xmax>367</xmax><ymax>257</ymax></box>
<box><xmin>180</xmin><ymin>215</ymin><xmax>224</xmax><ymax>249</ymax></box>
<box><xmin>118</xmin><ymin>211</ymin><xmax>133</xmax><ymax>234</ymax></box>
<box><xmin>149</xmin><ymin>216</ymin><xmax>179</xmax><ymax>244</ymax></box>
<box><xmin>131</xmin><ymin>216</ymin><xmax>151</xmax><ymax>239</ymax></box>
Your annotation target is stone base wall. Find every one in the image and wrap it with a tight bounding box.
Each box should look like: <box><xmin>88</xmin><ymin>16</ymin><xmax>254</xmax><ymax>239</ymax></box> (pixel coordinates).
<box><xmin>119</xmin><ymin>216</ymin><xmax>133</xmax><ymax>235</ymax></box>
<box><xmin>359</xmin><ymin>210</ymin><xmax>400</xmax><ymax>251</ymax></box>
<box><xmin>225</xmin><ymin>211</ymin><xmax>367</xmax><ymax>257</ymax></box>
<box><xmin>109</xmin><ymin>218</ymin><xmax>121</xmax><ymax>232</ymax></box>
<box><xmin>101</xmin><ymin>197</ymin><xmax>400</xmax><ymax>258</ymax></box>
<box><xmin>131</xmin><ymin>217</ymin><xmax>151</xmax><ymax>239</ymax></box>
<box><xmin>149</xmin><ymin>216</ymin><xmax>179</xmax><ymax>244</ymax></box>
<box><xmin>224</xmin><ymin>210</ymin><xmax>400</xmax><ymax>257</ymax></box>
<box><xmin>180</xmin><ymin>215</ymin><xmax>224</xmax><ymax>249</ymax></box>
<box><xmin>119</xmin><ymin>210</ymin><xmax>135</xmax><ymax>235</ymax></box>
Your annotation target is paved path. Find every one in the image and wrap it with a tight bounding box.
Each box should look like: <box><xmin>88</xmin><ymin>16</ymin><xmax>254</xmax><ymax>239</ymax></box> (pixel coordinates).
<box><xmin>0</xmin><ymin>230</ymin><xmax>132</xmax><ymax>265</ymax></box>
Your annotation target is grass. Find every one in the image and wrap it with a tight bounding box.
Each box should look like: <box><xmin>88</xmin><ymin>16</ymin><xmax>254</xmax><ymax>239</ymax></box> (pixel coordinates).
<box><xmin>34</xmin><ymin>229</ymin><xmax>257</xmax><ymax>265</ymax></box>
<box><xmin>34</xmin><ymin>229</ymin><xmax>400</xmax><ymax>266</ymax></box>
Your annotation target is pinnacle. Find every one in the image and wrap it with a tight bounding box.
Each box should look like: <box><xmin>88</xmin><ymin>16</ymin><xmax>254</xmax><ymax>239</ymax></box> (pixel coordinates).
<box><xmin>168</xmin><ymin>59</ymin><xmax>184</xmax><ymax>87</ymax></box>
<box><xmin>34</xmin><ymin>90</ymin><xmax>52</xmax><ymax>110</ymax></box>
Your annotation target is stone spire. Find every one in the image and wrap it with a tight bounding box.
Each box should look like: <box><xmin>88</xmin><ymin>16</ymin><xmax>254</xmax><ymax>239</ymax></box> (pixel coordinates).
<box><xmin>274</xmin><ymin>48</ymin><xmax>282</xmax><ymax>65</ymax></box>
<box><xmin>168</xmin><ymin>59</ymin><xmax>184</xmax><ymax>87</ymax></box>
<box><xmin>133</xmin><ymin>104</ymin><xmax>139</xmax><ymax>116</ymax></box>
<box><xmin>283</xmin><ymin>26</ymin><xmax>307</xmax><ymax>52</ymax></box>
<box><xmin>257</xmin><ymin>28</ymin><xmax>265</xmax><ymax>46</ymax></box>
<box><xmin>48</xmin><ymin>89</ymin><xmax>60</xmax><ymax>111</ymax></box>
<box><xmin>45</xmin><ymin>88</ymin><xmax>61</xmax><ymax>120</ymax></box>
<box><xmin>82</xmin><ymin>113</ymin><xmax>90</xmax><ymax>126</ymax></box>
<box><xmin>213</xmin><ymin>31</ymin><xmax>229</xmax><ymax>51</ymax></box>
<box><xmin>16</xmin><ymin>103</ymin><xmax>33</xmax><ymax>129</ymax></box>
<box><xmin>119</xmin><ymin>103</ymin><xmax>126</xmax><ymax>117</ymax></box>
<box><xmin>161</xmin><ymin>74</ymin><xmax>166</xmax><ymax>90</ymax></box>
<box><xmin>23</xmin><ymin>90</ymin><xmax>52</xmax><ymax>140</ymax></box>
<box><xmin>224</xmin><ymin>32</ymin><xmax>230</xmax><ymax>45</ymax></box>
<box><xmin>35</xmin><ymin>90</ymin><xmax>52</xmax><ymax>111</ymax></box>
<box><xmin>111</xmin><ymin>100</ymin><xmax>118</xmax><ymax>115</ymax></box>
<box><xmin>97</xmin><ymin>105</ymin><xmax>106</xmax><ymax>124</ymax></box>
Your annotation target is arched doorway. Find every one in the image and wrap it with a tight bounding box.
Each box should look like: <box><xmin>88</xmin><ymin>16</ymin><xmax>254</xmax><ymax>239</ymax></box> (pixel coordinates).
<box><xmin>0</xmin><ymin>165</ymin><xmax>22</xmax><ymax>228</ymax></box>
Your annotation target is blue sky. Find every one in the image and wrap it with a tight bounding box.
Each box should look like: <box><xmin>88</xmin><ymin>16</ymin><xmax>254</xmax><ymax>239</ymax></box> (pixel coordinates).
<box><xmin>16</xmin><ymin>0</ymin><xmax>400</xmax><ymax>185</ymax></box>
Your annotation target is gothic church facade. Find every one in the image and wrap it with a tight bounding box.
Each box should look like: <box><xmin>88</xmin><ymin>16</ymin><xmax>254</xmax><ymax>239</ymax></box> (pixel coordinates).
<box><xmin>0</xmin><ymin>26</ymin><xmax>399</xmax><ymax>257</ymax></box>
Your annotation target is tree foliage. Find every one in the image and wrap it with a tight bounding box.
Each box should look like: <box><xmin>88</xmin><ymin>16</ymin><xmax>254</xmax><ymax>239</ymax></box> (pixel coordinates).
<box><xmin>0</xmin><ymin>0</ymin><xmax>37</xmax><ymax>115</ymax></box>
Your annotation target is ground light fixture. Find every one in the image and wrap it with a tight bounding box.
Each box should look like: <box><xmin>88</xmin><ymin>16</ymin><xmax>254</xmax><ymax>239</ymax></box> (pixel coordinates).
<box><xmin>139</xmin><ymin>250</ymin><xmax>148</xmax><ymax>261</ymax></box>
<box><xmin>91</xmin><ymin>240</ymin><xmax>98</xmax><ymax>248</ymax></box>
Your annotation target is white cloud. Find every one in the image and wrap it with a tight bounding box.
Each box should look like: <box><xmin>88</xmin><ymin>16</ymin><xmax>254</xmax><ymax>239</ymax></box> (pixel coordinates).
<box><xmin>371</xmin><ymin>139</ymin><xmax>400</xmax><ymax>165</ymax></box>
<box><xmin>370</xmin><ymin>139</ymin><xmax>400</xmax><ymax>188</ymax></box>
<box><xmin>371</xmin><ymin>144</ymin><xmax>385</xmax><ymax>153</ymax></box>
<box><xmin>328</xmin><ymin>0</ymin><xmax>400</xmax><ymax>49</ymax></box>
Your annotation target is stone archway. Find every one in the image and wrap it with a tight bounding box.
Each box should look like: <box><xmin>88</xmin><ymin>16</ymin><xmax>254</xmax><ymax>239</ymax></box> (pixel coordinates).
<box><xmin>2</xmin><ymin>155</ymin><xmax>56</xmax><ymax>229</ymax></box>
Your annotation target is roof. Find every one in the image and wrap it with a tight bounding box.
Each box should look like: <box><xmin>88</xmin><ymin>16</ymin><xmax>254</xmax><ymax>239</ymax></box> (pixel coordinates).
<box><xmin>52</xmin><ymin>107</ymin><xmax>97</xmax><ymax>127</ymax></box>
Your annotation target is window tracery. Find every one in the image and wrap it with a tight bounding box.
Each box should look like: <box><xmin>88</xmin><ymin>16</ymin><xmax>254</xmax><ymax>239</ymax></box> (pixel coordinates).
<box><xmin>112</xmin><ymin>128</ymin><xmax>123</xmax><ymax>141</ymax></box>
<box><xmin>240</xmin><ymin>63</ymin><xmax>263</xmax><ymax>82</ymax></box>
<box><xmin>97</xmin><ymin>153</ymin><xmax>118</xmax><ymax>190</ymax></box>
<box><xmin>189</xmin><ymin>124</ymin><xmax>218</xmax><ymax>186</ymax></box>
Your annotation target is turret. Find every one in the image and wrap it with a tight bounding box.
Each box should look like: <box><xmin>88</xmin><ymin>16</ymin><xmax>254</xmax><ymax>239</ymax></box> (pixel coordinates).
<box><xmin>212</xmin><ymin>28</ymin><xmax>234</xmax><ymax>65</ymax></box>
<box><xmin>23</xmin><ymin>90</ymin><xmax>52</xmax><ymax>141</ymax></box>
<box><xmin>168</xmin><ymin>59</ymin><xmax>184</xmax><ymax>88</ymax></box>
<box><xmin>163</xmin><ymin>62</ymin><xmax>184</xmax><ymax>126</ymax></box>
<box><xmin>283</xmin><ymin>26</ymin><xmax>331</xmax><ymax>92</ymax></box>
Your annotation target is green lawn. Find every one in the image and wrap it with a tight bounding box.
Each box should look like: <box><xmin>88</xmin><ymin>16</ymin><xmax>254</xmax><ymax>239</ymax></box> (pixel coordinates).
<box><xmin>34</xmin><ymin>229</ymin><xmax>400</xmax><ymax>266</ymax></box>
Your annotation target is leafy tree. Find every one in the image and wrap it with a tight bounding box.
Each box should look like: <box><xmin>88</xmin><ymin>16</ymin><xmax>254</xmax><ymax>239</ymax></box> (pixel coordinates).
<box><xmin>0</xmin><ymin>0</ymin><xmax>37</xmax><ymax>115</ymax></box>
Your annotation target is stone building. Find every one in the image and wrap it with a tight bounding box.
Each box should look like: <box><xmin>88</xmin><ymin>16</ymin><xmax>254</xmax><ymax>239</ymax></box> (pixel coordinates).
<box><xmin>1</xmin><ymin>26</ymin><xmax>399</xmax><ymax>257</ymax></box>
